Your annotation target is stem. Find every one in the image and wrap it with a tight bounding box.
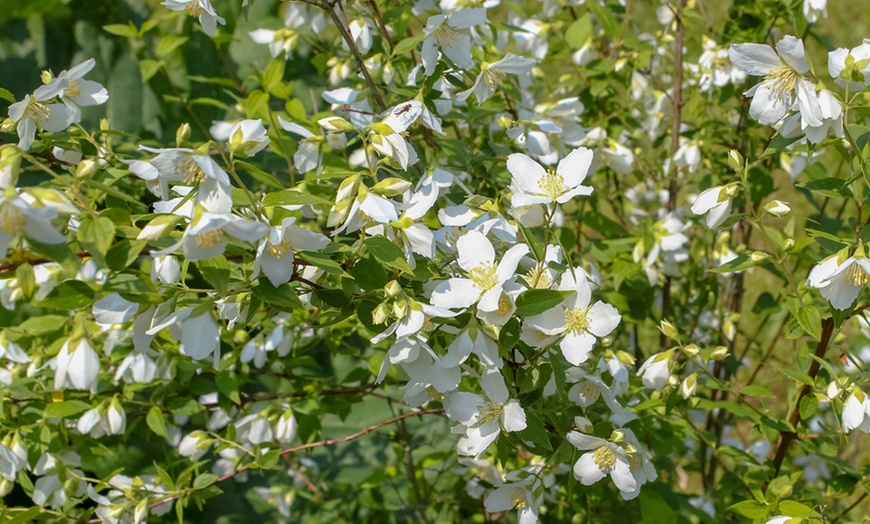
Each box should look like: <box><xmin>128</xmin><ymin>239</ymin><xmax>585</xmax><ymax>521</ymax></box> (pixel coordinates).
<box><xmin>767</xmin><ymin>317</ymin><xmax>835</xmax><ymax>483</ymax></box>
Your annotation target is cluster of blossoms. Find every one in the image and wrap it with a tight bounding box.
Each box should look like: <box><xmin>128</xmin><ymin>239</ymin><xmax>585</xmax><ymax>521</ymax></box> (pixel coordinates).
<box><xmin>4</xmin><ymin>0</ymin><xmax>870</xmax><ymax>521</ymax></box>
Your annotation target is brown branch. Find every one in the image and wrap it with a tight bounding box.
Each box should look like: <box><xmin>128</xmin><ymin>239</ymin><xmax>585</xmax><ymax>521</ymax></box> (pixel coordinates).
<box><xmin>362</xmin><ymin>0</ymin><xmax>393</xmax><ymax>53</ymax></box>
<box><xmin>142</xmin><ymin>409</ymin><xmax>444</xmax><ymax>513</ymax></box>
<box><xmin>767</xmin><ymin>317</ymin><xmax>835</xmax><ymax>483</ymax></box>
<box><xmin>303</xmin><ymin>0</ymin><xmax>386</xmax><ymax>111</ymax></box>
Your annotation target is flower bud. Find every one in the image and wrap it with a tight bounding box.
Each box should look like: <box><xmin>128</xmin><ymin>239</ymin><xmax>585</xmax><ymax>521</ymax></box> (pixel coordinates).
<box><xmin>100</xmin><ymin>118</ymin><xmax>110</xmax><ymax>131</ymax></box>
<box><xmin>783</xmin><ymin>238</ymin><xmax>795</xmax><ymax>252</ymax></box>
<box><xmin>384</xmin><ymin>280</ymin><xmax>401</xmax><ymax>298</ymax></box>
<box><xmin>318</xmin><ymin>116</ymin><xmax>355</xmax><ymax>133</ymax></box>
<box><xmin>827</xmin><ymin>380</ymin><xmax>842</xmax><ymax>400</ymax></box>
<box><xmin>610</xmin><ymin>429</ymin><xmax>625</xmax><ymax>443</ymax></box>
<box><xmin>41</xmin><ymin>70</ymin><xmax>54</xmax><ymax>84</ymax></box>
<box><xmin>75</xmin><ymin>159</ymin><xmax>98</xmax><ymax>179</ymax></box>
<box><xmin>659</xmin><ymin>319</ymin><xmax>679</xmax><ymax>340</ymax></box>
<box><xmin>372</xmin><ymin>303</ymin><xmax>389</xmax><ymax>325</ymax></box>
<box><xmin>228</xmin><ymin>119</ymin><xmax>270</xmax><ymax>157</ymax></box>
<box><xmin>392</xmin><ymin>299</ymin><xmax>408</xmax><ymax>319</ymax></box>
<box><xmin>683</xmin><ymin>343</ymin><xmax>700</xmax><ymax>357</ymax></box>
<box><xmin>371</xmin><ymin>177</ymin><xmax>412</xmax><ymax>197</ymax></box>
<box><xmin>681</xmin><ymin>373</ymin><xmax>698</xmax><ymax>399</ymax></box>
<box><xmin>728</xmin><ymin>149</ymin><xmax>744</xmax><ymax>172</ymax></box>
<box><xmin>750</xmin><ymin>251</ymin><xmax>769</xmax><ymax>263</ymax></box>
<box><xmin>574</xmin><ymin>416</ymin><xmax>593</xmax><ymax>433</ymax></box>
<box><xmin>176</xmin><ymin>123</ymin><xmax>191</xmax><ymax>146</ymax></box>
<box><xmin>763</xmin><ymin>200</ymin><xmax>791</xmax><ymax>217</ymax></box>
<box><xmin>710</xmin><ymin>346</ymin><xmax>729</xmax><ymax>361</ymax></box>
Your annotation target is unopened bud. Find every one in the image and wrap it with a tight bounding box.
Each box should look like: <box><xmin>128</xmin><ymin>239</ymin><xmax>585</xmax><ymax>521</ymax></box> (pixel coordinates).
<box><xmin>710</xmin><ymin>346</ymin><xmax>729</xmax><ymax>361</ymax></box>
<box><xmin>728</xmin><ymin>149</ymin><xmax>744</xmax><ymax>172</ymax></box>
<box><xmin>41</xmin><ymin>70</ymin><xmax>54</xmax><ymax>84</ymax></box>
<box><xmin>659</xmin><ymin>319</ymin><xmax>679</xmax><ymax>340</ymax></box>
<box><xmin>724</xmin><ymin>183</ymin><xmax>741</xmax><ymax>199</ymax></box>
<box><xmin>681</xmin><ymin>373</ymin><xmax>698</xmax><ymax>399</ymax></box>
<box><xmin>683</xmin><ymin>343</ymin><xmax>700</xmax><ymax>357</ymax></box>
<box><xmin>826</xmin><ymin>380</ymin><xmax>842</xmax><ymax>400</ymax></box>
<box><xmin>176</xmin><ymin>123</ymin><xmax>191</xmax><ymax>146</ymax></box>
<box><xmin>318</xmin><ymin>116</ymin><xmax>355</xmax><ymax>133</ymax></box>
<box><xmin>372</xmin><ymin>303</ymin><xmax>389</xmax><ymax>325</ymax></box>
<box><xmin>100</xmin><ymin>118</ymin><xmax>110</xmax><ymax>131</ymax></box>
<box><xmin>763</xmin><ymin>200</ymin><xmax>791</xmax><ymax>217</ymax></box>
<box><xmin>574</xmin><ymin>416</ymin><xmax>593</xmax><ymax>433</ymax></box>
<box><xmin>371</xmin><ymin>177</ymin><xmax>412</xmax><ymax>197</ymax></box>
<box><xmin>75</xmin><ymin>159</ymin><xmax>98</xmax><ymax>179</ymax></box>
<box><xmin>233</xmin><ymin>330</ymin><xmax>250</xmax><ymax>344</ymax></box>
<box><xmin>750</xmin><ymin>251</ymin><xmax>770</xmax><ymax>263</ymax></box>
<box><xmin>783</xmin><ymin>238</ymin><xmax>795</xmax><ymax>252</ymax></box>
<box><xmin>392</xmin><ymin>299</ymin><xmax>407</xmax><ymax>318</ymax></box>
<box><xmin>384</xmin><ymin>280</ymin><xmax>401</xmax><ymax>298</ymax></box>
<box><xmin>610</xmin><ymin>429</ymin><xmax>625</xmax><ymax>443</ymax></box>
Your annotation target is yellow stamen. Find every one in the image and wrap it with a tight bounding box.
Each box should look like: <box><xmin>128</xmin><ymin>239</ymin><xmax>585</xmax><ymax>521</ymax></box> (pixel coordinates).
<box><xmin>267</xmin><ymin>238</ymin><xmax>292</xmax><ymax>257</ymax></box>
<box><xmin>195</xmin><ymin>229</ymin><xmax>224</xmax><ymax>248</ymax></box>
<box><xmin>848</xmin><ymin>262</ymin><xmax>869</xmax><ymax>287</ymax></box>
<box><xmin>564</xmin><ymin>307</ymin><xmax>589</xmax><ymax>334</ymax></box>
<box><xmin>538</xmin><ymin>169</ymin><xmax>565</xmax><ymax>200</ymax></box>
<box><xmin>64</xmin><ymin>80</ymin><xmax>81</xmax><ymax>99</ymax></box>
<box><xmin>0</xmin><ymin>202</ymin><xmax>25</xmax><ymax>236</ymax></box>
<box><xmin>477</xmin><ymin>401</ymin><xmax>501</xmax><ymax>424</ymax></box>
<box><xmin>469</xmin><ymin>263</ymin><xmax>498</xmax><ymax>290</ymax></box>
<box><xmin>593</xmin><ymin>445</ymin><xmax>617</xmax><ymax>473</ymax></box>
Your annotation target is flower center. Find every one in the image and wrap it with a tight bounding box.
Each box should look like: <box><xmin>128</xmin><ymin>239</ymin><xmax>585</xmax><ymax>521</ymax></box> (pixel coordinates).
<box><xmin>765</xmin><ymin>65</ymin><xmax>801</xmax><ymax>101</ymax></box>
<box><xmin>564</xmin><ymin>307</ymin><xmax>589</xmax><ymax>334</ymax></box>
<box><xmin>496</xmin><ymin>293</ymin><xmax>513</xmax><ymax>314</ymax></box>
<box><xmin>196</xmin><ymin>229</ymin><xmax>224</xmax><ymax>248</ymax></box>
<box><xmin>185</xmin><ymin>2</ymin><xmax>202</xmax><ymax>17</ymax></box>
<box><xmin>24</xmin><ymin>98</ymin><xmax>51</xmax><ymax>124</ymax></box>
<box><xmin>434</xmin><ymin>24</ymin><xmax>458</xmax><ymax>47</ymax></box>
<box><xmin>482</xmin><ymin>67</ymin><xmax>507</xmax><ymax>89</ymax></box>
<box><xmin>848</xmin><ymin>262</ymin><xmax>869</xmax><ymax>287</ymax></box>
<box><xmin>267</xmin><ymin>238</ymin><xmax>292</xmax><ymax>257</ymax></box>
<box><xmin>64</xmin><ymin>80</ymin><xmax>81</xmax><ymax>100</ymax></box>
<box><xmin>538</xmin><ymin>169</ymin><xmax>564</xmax><ymax>200</ymax></box>
<box><xmin>477</xmin><ymin>401</ymin><xmax>501</xmax><ymax>425</ymax></box>
<box><xmin>0</xmin><ymin>202</ymin><xmax>25</xmax><ymax>236</ymax></box>
<box><xmin>593</xmin><ymin>445</ymin><xmax>617</xmax><ymax>474</ymax></box>
<box><xmin>509</xmin><ymin>488</ymin><xmax>528</xmax><ymax>509</ymax></box>
<box><xmin>524</xmin><ymin>264</ymin><xmax>552</xmax><ymax>289</ymax></box>
<box><xmin>178</xmin><ymin>156</ymin><xmax>206</xmax><ymax>184</ymax></box>
<box><xmin>469</xmin><ymin>263</ymin><xmax>498</xmax><ymax>290</ymax></box>
<box><xmin>577</xmin><ymin>380</ymin><xmax>600</xmax><ymax>403</ymax></box>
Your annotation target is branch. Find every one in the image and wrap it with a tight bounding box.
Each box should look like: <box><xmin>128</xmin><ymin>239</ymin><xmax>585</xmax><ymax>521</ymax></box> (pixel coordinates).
<box><xmin>303</xmin><ymin>0</ymin><xmax>386</xmax><ymax>111</ymax></box>
<box><xmin>144</xmin><ymin>409</ymin><xmax>444</xmax><ymax>513</ymax></box>
<box><xmin>767</xmin><ymin>317</ymin><xmax>835</xmax><ymax>483</ymax></box>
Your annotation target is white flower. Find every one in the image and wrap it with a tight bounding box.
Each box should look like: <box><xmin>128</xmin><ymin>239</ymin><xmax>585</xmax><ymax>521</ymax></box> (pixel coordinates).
<box><xmin>697</xmin><ymin>36</ymin><xmax>745</xmax><ymax>92</ymax></box>
<box><xmin>162</xmin><ymin>0</ymin><xmax>225</xmax><ymax>36</ymax></box>
<box><xmin>842</xmin><ymin>389</ymin><xmax>870</xmax><ymax>433</ymax></box>
<box><xmin>130</xmin><ymin>146</ymin><xmax>231</xmax><ymax>203</ymax></box>
<box><xmin>690</xmin><ymin>186</ymin><xmax>733</xmax><ymax>228</ymax></box>
<box><xmin>151</xmin><ymin>255</ymin><xmax>181</xmax><ymax>284</ymax></box>
<box><xmin>807</xmin><ymin>251</ymin><xmax>870</xmax><ymax>310</ymax></box>
<box><xmin>524</xmin><ymin>269</ymin><xmax>621</xmax><ymax>366</ymax></box>
<box><xmin>252</xmin><ymin>217</ymin><xmax>329</xmax><ymax>287</ymax></box>
<box><xmin>444</xmin><ymin>368</ymin><xmax>527</xmax><ymax>458</ymax></box>
<box><xmin>227</xmin><ymin>119</ymin><xmax>270</xmax><ymax>156</ymax></box>
<box><xmin>567</xmin><ymin>430</ymin><xmax>636</xmax><ymax>494</ymax></box>
<box><xmin>369</xmin><ymin>101</ymin><xmax>424</xmax><ymax>170</ymax></box>
<box><xmin>637</xmin><ymin>351</ymin><xmax>673</xmax><ymax>390</ymax></box>
<box><xmin>484</xmin><ymin>481</ymin><xmax>538</xmax><ymax>524</ymax></box>
<box><xmin>92</xmin><ymin>293</ymin><xmax>138</xmax><ymax>325</ymax></box>
<box><xmin>153</xmin><ymin>207</ymin><xmax>268</xmax><ymax>262</ymax></box>
<box><xmin>274</xmin><ymin>409</ymin><xmax>297</xmax><ymax>445</ymax></box>
<box><xmin>457</xmin><ymin>53</ymin><xmax>536</xmax><ymax>104</ymax></box>
<box><xmin>729</xmin><ymin>35</ymin><xmax>823</xmax><ymax>128</ymax></box>
<box><xmin>828</xmin><ymin>40</ymin><xmax>870</xmax><ymax>89</ymax></box>
<box><xmin>54</xmin><ymin>338</ymin><xmax>99</xmax><ymax>392</ymax></box>
<box><xmin>507</xmin><ymin>147</ymin><xmax>594</xmax><ymax>208</ymax></box>
<box><xmin>803</xmin><ymin>0</ymin><xmax>826</xmax><ymax>23</ymax></box>
<box><xmin>147</xmin><ymin>306</ymin><xmax>221</xmax><ymax>362</ymax></box>
<box><xmin>178</xmin><ymin>430</ymin><xmax>212</xmax><ymax>460</ymax></box>
<box><xmin>56</xmin><ymin>58</ymin><xmax>109</xmax><ymax>121</ymax></box>
<box><xmin>430</xmin><ymin>230</ymin><xmax>529</xmax><ymax>310</ymax></box>
<box><xmin>7</xmin><ymin>80</ymin><xmax>74</xmax><ymax>151</ymax></box>
<box><xmin>0</xmin><ymin>194</ymin><xmax>66</xmax><ymax>252</ymax></box>
<box><xmin>421</xmin><ymin>9</ymin><xmax>485</xmax><ymax>75</ymax></box>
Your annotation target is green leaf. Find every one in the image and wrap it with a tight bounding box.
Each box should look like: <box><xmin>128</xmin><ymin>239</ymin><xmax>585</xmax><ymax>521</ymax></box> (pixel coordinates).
<box><xmin>0</xmin><ymin>88</ymin><xmax>15</xmax><ymax>103</ymax></box>
<box><xmin>193</xmin><ymin>473</ymin><xmax>219</xmax><ymax>490</ymax></box>
<box><xmin>44</xmin><ymin>400</ymin><xmax>92</xmax><ymax>418</ymax></box>
<box><xmin>709</xmin><ymin>254</ymin><xmax>755</xmax><ymax>274</ymax></box>
<box><xmin>760</xmin><ymin>133</ymin><xmax>802</xmax><ymax>157</ymax></box>
<box><xmin>103</xmin><ymin>23</ymin><xmax>137</xmax><ymax>38</ymax></box>
<box><xmin>146</xmin><ymin>406</ymin><xmax>170</xmax><ymax>438</ymax></box>
<box><xmin>252</xmin><ymin>279</ymin><xmax>304</xmax><ymax>311</ymax></box>
<box><xmin>78</xmin><ymin>215</ymin><xmax>116</xmax><ymax>259</ymax></box>
<box><xmin>739</xmin><ymin>385</ymin><xmax>774</xmax><ymax>398</ymax></box>
<box><xmin>392</xmin><ymin>35</ymin><xmax>424</xmax><ymax>56</ymax></box>
<box><xmin>262</xmin><ymin>57</ymin><xmax>286</xmax><ymax>97</ymax></box>
<box><xmin>6</xmin><ymin>507</ymin><xmax>42</xmax><ymax>524</ymax></box>
<box><xmin>106</xmin><ymin>239</ymin><xmax>148</xmax><ymax>271</ymax></box>
<box><xmin>261</xmin><ymin>189</ymin><xmax>331</xmax><ymax>206</ymax></box>
<box><xmin>364</xmin><ymin>236</ymin><xmax>414</xmax><ymax>274</ymax></box>
<box><xmin>780</xmin><ymin>367</ymin><xmax>814</xmax><ymax>386</ymax></box>
<box><xmin>349</xmin><ymin>256</ymin><xmax>387</xmax><ymax>291</ymax></box>
<box><xmin>498</xmin><ymin>317</ymin><xmax>521</xmax><ymax>354</ymax></box>
<box><xmin>197</xmin><ymin>256</ymin><xmax>231</xmax><ymax>294</ymax></box>
<box><xmin>799</xmin><ymin>395</ymin><xmax>819</xmax><ymax>420</ymax></box>
<box><xmin>36</xmin><ymin>280</ymin><xmax>95</xmax><ymax>309</ymax></box>
<box><xmin>216</xmin><ymin>371</ymin><xmax>241</xmax><ymax>405</ymax></box>
<box><xmin>796</xmin><ymin>306</ymin><xmax>823</xmax><ymax>340</ymax></box>
<box><xmin>518</xmin><ymin>413</ymin><xmax>552</xmax><ymax>452</ymax></box>
<box><xmin>139</xmin><ymin>59</ymin><xmax>163</xmax><ymax>83</ymax></box>
<box><xmin>156</xmin><ymin>34</ymin><xmax>189</xmax><ymax>57</ymax></box>
<box><xmin>727</xmin><ymin>500</ymin><xmax>769</xmax><ymax>518</ymax></box>
<box><xmin>797</xmin><ymin>177</ymin><xmax>853</xmax><ymax>198</ymax></box>
<box><xmin>515</xmin><ymin>289</ymin><xmax>573</xmax><ymax>317</ymax></box>
<box><xmin>586</xmin><ymin>1</ymin><xmax>620</xmax><ymax>38</ymax></box>
<box><xmin>565</xmin><ymin>14</ymin><xmax>593</xmax><ymax>50</ymax></box>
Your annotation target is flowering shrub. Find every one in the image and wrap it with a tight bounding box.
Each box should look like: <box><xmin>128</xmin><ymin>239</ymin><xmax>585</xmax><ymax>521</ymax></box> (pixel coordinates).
<box><xmin>0</xmin><ymin>0</ymin><xmax>869</xmax><ymax>522</ymax></box>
